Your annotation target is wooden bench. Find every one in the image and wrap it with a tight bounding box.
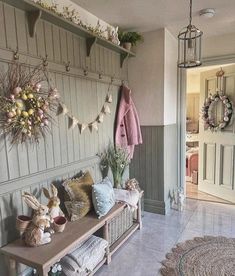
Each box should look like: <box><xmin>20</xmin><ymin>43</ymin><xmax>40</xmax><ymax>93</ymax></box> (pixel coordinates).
<box><xmin>1</xmin><ymin>200</ymin><xmax>142</xmax><ymax>276</ymax></box>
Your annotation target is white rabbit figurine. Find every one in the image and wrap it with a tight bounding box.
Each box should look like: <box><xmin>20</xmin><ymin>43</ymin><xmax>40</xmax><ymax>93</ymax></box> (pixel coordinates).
<box><xmin>43</xmin><ymin>184</ymin><xmax>64</xmax><ymax>219</ymax></box>
<box><xmin>22</xmin><ymin>193</ymin><xmax>52</xmax><ymax>247</ymax></box>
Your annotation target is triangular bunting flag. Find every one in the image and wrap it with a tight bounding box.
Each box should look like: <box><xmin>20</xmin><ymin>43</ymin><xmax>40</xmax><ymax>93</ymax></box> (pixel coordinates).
<box><xmin>71</xmin><ymin>116</ymin><xmax>78</xmax><ymax>129</ymax></box>
<box><xmin>79</xmin><ymin>123</ymin><xmax>87</xmax><ymax>134</ymax></box>
<box><xmin>61</xmin><ymin>103</ymin><xmax>68</xmax><ymax>115</ymax></box>
<box><xmin>92</xmin><ymin>121</ymin><xmax>98</xmax><ymax>132</ymax></box>
<box><xmin>97</xmin><ymin>113</ymin><xmax>104</xmax><ymax>123</ymax></box>
<box><xmin>103</xmin><ymin>105</ymin><xmax>111</xmax><ymax>115</ymax></box>
<box><xmin>106</xmin><ymin>94</ymin><xmax>112</xmax><ymax>103</ymax></box>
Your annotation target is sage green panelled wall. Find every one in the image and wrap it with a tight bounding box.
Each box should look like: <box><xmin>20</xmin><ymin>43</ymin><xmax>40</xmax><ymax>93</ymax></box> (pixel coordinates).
<box><xmin>0</xmin><ymin>2</ymin><xmax>128</xmax><ymax>274</ymax></box>
<box><xmin>130</xmin><ymin>125</ymin><xmax>178</xmax><ymax>215</ymax></box>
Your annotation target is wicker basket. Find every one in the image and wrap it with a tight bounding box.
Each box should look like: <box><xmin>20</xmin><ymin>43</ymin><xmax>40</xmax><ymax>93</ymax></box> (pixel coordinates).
<box><xmin>108</xmin><ymin>207</ymin><xmax>134</xmax><ymax>245</ymax></box>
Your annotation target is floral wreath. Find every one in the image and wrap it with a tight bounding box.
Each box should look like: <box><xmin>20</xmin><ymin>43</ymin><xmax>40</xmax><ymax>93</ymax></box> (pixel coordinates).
<box><xmin>0</xmin><ymin>63</ymin><xmax>59</xmax><ymax>144</ymax></box>
<box><xmin>202</xmin><ymin>93</ymin><xmax>233</xmax><ymax>131</ymax></box>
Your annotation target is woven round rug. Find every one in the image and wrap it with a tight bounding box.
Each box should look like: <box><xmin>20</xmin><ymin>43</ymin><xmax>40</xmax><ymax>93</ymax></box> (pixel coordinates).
<box><xmin>160</xmin><ymin>236</ymin><xmax>235</xmax><ymax>276</ymax></box>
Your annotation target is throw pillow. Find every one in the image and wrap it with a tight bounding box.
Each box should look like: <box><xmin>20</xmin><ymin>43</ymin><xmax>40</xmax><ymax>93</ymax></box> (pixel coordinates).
<box><xmin>92</xmin><ymin>177</ymin><xmax>115</xmax><ymax>219</ymax></box>
<box><xmin>63</xmin><ymin>171</ymin><xmax>94</xmax><ymax>220</ymax></box>
<box><xmin>64</xmin><ymin>187</ymin><xmax>90</xmax><ymax>221</ymax></box>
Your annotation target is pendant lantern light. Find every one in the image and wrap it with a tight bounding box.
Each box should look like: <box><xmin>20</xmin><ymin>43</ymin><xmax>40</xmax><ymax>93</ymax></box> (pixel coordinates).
<box><xmin>178</xmin><ymin>0</ymin><xmax>203</xmax><ymax>68</ymax></box>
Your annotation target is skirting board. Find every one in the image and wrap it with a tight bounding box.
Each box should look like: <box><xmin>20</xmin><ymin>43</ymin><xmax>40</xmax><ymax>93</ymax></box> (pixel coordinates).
<box><xmin>144</xmin><ymin>198</ymin><xmax>170</xmax><ymax>215</ymax></box>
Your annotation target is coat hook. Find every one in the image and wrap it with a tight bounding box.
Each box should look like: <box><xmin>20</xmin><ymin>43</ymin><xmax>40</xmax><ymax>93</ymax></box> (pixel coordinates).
<box><xmin>84</xmin><ymin>67</ymin><xmax>88</xmax><ymax>76</ymax></box>
<box><xmin>65</xmin><ymin>61</ymin><xmax>70</xmax><ymax>72</ymax></box>
<box><xmin>111</xmin><ymin>75</ymin><xmax>115</xmax><ymax>83</ymax></box>
<box><xmin>99</xmin><ymin>71</ymin><xmax>103</xmax><ymax>79</ymax></box>
<box><xmin>13</xmin><ymin>47</ymin><xmax>19</xmax><ymax>61</ymax></box>
<box><xmin>43</xmin><ymin>54</ymin><xmax>48</xmax><ymax>67</ymax></box>
<box><xmin>122</xmin><ymin>80</ymin><xmax>125</xmax><ymax>85</ymax></box>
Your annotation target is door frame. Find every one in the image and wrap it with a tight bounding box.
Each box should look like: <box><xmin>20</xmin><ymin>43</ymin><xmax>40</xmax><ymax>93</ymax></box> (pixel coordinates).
<box><xmin>177</xmin><ymin>54</ymin><xmax>235</xmax><ymax>196</ymax></box>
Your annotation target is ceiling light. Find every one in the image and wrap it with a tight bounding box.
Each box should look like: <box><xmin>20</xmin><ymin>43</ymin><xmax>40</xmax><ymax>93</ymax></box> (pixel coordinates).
<box><xmin>200</xmin><ymin>8</ymin><xmax>216</xmax><ymax>18</ymax></box>
<box><xmin>178</xmin><ymin>0</ymin><xmax>203</xmax><ymax>68</ymax></box>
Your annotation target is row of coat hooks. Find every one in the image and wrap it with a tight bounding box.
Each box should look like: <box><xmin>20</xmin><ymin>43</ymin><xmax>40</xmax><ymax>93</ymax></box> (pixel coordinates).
<box><xmin>12</xmin><ymin>48</ymin><xmax>127</xmax><ymax>85</ymax></box>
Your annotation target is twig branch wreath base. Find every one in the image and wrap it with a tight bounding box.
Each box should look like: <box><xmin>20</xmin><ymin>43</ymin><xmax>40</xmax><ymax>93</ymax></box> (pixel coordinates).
<box><xmin>0</xmin><ymin>63</ymin><xmax>59</xmax><ymax>145</ymax></box>
<box><xmin>202</xmin><ymin>93</ymin><xmax>233</xmax><ymax>132</ymax></box>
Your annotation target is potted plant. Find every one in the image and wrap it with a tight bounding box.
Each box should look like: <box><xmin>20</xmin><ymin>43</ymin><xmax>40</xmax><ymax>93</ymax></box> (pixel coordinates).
<box><xmin>118</xmin><ymin>31</ymin><xmax>143</xmax><ymax>51</ymax></box>
<box><xmin>101</xmin><ymin>144</ymin><xmax>130</xmax><ymax>188</ymax></box>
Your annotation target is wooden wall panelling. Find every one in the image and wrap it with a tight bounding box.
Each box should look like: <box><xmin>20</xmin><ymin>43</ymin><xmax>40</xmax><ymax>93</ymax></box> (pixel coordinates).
<box><xmin>55</xmin><ymin>72</ymin><xmax>68</xmax><ymax>165</ymax></box>
<box><xmin>0</xmin><ymin>3</ymin><xmax>6</xmax><ymax>48</ymax></box>
<box><xmin>73</xmin><ymin>35</ymin><xmax>81</xmax><ymax>68</ymax></box>
<box><xmin>52</xmin><ymin>25</ymin><xmax>61</xmax><ymax>63</ymax></box>
<box><xmin>66</xmin><ymin>32</ymin><xmax>74</xmax><ymax>68</ymax></box>
<box><xmin>36</xmin><ymin>20</ymin><xmax>46</xmax><ymax>58</ymax></box>
<box><xmin>59</xmin><ymin>28</ymin><xmax>68</xmax><ymax>65</ymax></box>
<box><xmin>4</xmin><ymin>3</ymin><xmax>17</xmax><ymax>50</ymax></box>
<box><xmin>63</xmin><ymin>74</ymin><xmax>74</xmax><ymax>163</ymax></box>
<box><xmin>50</xmin><ymin>72</ymin><xmax>62</xmax><ymax>167</ymax></box>
<box><xmin>0</xmin><ymin>136</ymin><xmax>9</xmax><ymax>182</ymax></box>
<box><xmin>15</xmin><ymin>8</ymin><xmax>28</xmax><ymax>54</ymax></box>
<box><xmin>0</xmin><ymin>5</ymin><xmax>127</xmax><ymax>275</ymax></box>
<box><xmin>44</xmin><ymin>21</ymin><xmax>54</xmax><ymax>61</ymax></box>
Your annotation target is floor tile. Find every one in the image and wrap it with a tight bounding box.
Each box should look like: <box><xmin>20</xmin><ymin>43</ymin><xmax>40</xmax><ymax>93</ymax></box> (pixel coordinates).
<box><xmin>96</xmin><ymin>199</ymin><xmax>235</xmax><ymax>276</ymax></box>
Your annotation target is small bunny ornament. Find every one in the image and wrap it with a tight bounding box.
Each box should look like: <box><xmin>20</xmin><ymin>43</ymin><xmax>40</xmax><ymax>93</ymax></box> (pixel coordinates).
<box><xmin>22</xmin><ymin>193</ymin><xmax>52</xmax><ymax>247</ymax></box>
<box><xmin>43</xmin><ymin>184</ymin><xmax>64</xmax><ymax>219</ymax></box>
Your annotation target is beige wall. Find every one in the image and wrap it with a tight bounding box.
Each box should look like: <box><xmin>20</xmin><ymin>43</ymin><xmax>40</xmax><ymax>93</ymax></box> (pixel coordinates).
<box><xmin>129</xmin><ymin>29</ymin><xmax>165</xmax><ymax>126</ymax></box>
<box><xmin>202</xmin><ymin>32</ymin><xmax>235</xmax><ymax>58</ymax></box>
<box><xmin>128</xmin><ymin>28</ymin><xmax>177</xmax><ymax>126</ymax></box>
<box><xmin>187</xmin><ymin>73</ymin><xmax>200</xmax><ymax>94</ymax></box>
<box><xmin>164</xmin><ymin>29</ymin><xmax>177</xmax><ymax>125</ymax></box>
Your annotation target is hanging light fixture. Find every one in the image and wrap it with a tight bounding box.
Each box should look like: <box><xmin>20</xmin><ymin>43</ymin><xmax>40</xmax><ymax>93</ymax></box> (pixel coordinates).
<box><xmin>178</xmin><ymin>0</ymin><xmax>203</xmax><ymax>68</ymax></box>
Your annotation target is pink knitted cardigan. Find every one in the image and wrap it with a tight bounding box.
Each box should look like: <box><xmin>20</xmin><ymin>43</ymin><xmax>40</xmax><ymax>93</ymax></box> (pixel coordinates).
<box><xmin>115</xmin><ymin>85</ymin><xmax>142</xmax><ymax>158</ymax></box>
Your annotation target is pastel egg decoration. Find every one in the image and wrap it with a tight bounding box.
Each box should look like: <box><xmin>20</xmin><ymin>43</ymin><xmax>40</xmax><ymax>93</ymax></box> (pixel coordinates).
<box><xmin>0</xmin><ymin>63</ymin><xmax>59</xmax><ymax>145</ymax></box>
<box><xmin>202</xmin><ymin>92</ymin><xmax>233</xmax><ymax>132</ymax></box>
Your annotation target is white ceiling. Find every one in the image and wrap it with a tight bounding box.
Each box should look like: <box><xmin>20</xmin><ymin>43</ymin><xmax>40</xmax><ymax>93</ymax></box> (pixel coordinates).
<box><xmin>72</xmin><ymin>0</ymin><xmax>235</xmax><ymax>37</ymax></box>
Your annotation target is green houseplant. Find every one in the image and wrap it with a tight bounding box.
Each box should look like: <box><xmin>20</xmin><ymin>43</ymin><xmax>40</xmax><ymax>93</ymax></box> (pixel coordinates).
<box><xmin>118</xmin><ymin>31</ymin><xmax>143</xmax><ymax>51</ymax></box>
<box><xmin>100</xmin><ymin>144</ymin><xmax>130</xmax><ymax>188</ymax></box>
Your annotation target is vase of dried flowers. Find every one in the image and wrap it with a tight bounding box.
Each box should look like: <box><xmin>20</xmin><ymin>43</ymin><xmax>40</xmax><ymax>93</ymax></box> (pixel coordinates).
<box><xmin>104</xmin><ymin>144</ymin><xmax>130</xmax><ymax>189</ymax></box>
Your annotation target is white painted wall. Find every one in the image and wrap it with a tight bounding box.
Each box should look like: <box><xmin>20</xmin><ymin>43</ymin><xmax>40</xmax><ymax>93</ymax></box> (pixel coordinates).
<box><xmin>202</xmin><ymin>32</ymin><xmax>235</xmax><ymax>58</ymax></box>
<box><xmin>129</xmin><ymin>28</ymin><xmax>177</xmax><ymax>126</ymax></box>
<box><xmin>164</xmin><ymin>29</ymin><xmax>177</xmax><ymax>125</ymax></box>
<box><xmin>128</xmin><ymin>29</ymin><xmax>165</xmax><ymax>126</ymax></box>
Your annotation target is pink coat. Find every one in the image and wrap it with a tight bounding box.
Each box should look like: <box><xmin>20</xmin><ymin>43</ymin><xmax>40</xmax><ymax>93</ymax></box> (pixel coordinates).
<box><xmin>115</xmin><ymin>85</ymin><xmax>142</xmax><ymax>158</ymax></box>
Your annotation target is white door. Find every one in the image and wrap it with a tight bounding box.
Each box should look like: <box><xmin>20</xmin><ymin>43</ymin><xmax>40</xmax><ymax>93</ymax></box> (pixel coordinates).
<box><xmin>199</xmin><ymin>64</ymin><xmax>235</xmax><ymax>203</ymax></box>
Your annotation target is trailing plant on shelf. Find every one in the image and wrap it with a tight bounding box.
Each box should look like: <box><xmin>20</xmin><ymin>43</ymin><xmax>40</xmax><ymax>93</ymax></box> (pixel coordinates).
<box><xmin>118</xmin><ymin>31</ymin><xmax>143</xmax><ymax>50</ymax></box>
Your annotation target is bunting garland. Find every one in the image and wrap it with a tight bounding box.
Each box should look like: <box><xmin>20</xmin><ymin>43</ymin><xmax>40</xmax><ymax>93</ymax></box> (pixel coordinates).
<box><xmin>59</xmin><ymin>93</ymin><xmax>113</xmax><ymax>134</ymax></box>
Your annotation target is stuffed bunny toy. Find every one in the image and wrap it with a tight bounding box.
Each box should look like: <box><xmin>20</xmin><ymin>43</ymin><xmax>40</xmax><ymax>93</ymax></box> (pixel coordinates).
<box><xmin>22</xmin><ymin>193</ymin><xmax>52</xmax><ymax>247</ymax></box>
<box><xmin>43</xmin><ymin>184</ymin><xmax>64</xmax><ymax>219</ymax></box>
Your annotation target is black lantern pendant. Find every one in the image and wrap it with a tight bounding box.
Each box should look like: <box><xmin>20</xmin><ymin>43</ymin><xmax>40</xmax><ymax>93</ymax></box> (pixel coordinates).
<box><xmin>178</xmin><ymin>0</ymin><xmax>203</xmax><ymax>68</ymax></box>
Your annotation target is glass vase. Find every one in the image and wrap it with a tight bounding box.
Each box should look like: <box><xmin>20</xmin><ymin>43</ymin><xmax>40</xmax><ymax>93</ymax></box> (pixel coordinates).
<box><xmin>112</xmin><ymin>171</ymin><xmax>122</xmax><ymax>189</ymax></box>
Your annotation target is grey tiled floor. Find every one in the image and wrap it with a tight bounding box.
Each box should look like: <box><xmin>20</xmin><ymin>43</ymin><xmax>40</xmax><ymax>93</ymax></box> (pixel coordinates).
<box><xmin>96</xmin><ymin>199</ymin><xmax>235</xmax><ymax>276</ymax></box>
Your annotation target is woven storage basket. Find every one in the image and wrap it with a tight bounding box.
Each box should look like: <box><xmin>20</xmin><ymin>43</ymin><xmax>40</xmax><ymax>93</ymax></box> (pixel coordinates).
<box><xmin>108</xmin><ymin>207</ymin><xmax>134</xmax><ymax>245</ymax></box>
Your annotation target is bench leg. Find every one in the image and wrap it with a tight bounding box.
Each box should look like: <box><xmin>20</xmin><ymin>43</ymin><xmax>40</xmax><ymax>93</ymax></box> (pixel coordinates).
<box><xmin>7</xmin><ymin>258</ymin><xmax>17</xmax><ymax>276</ymax></box>
<box><xmin>137</xmin><ymin>197</ymin><xmax>142</xmax><ymax>230</ymax></box>
<box><xmin>103</xmin><ymin>221</ymin><xmax>111</xmax><ymax>265</ymax></box>
<box><xmin>37</xmin><ymin>267</ymin><xmax>50</xmax><ymax>276</ymax></box>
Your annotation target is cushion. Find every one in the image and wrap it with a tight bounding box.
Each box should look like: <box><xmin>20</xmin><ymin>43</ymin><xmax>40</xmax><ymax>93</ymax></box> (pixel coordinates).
<box><xmin>63</xmin><ymin>171</ymin><xmax>94</xmax><ymax>220</ymax></box>
<box><xmin>64</xmin><ymin>188</ymin><xmax>90</xmax><ymax>221</ymax></box>
<box><xmin>114</xmin><ymin>188</ymin><xmax>140</xmax><ymax>210</ymax></box>
<box><xmin>92</xmin><ymin>177</ymin><xmax>115</xmax><ymax>219</ymax></box>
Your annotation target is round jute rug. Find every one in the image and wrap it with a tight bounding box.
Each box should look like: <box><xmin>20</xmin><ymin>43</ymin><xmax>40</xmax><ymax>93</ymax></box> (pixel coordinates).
<box><xmin>160</xmin><ymin>236</ymin><xmax>235</xmax><ymax>276</ymax></box>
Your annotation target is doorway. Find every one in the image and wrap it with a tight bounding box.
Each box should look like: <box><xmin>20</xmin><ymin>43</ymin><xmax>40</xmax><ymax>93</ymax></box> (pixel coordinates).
<box><xmin>180</xmin><ymin>62</ymin><xmax>235</xmax><ymax>204</ymax></box>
